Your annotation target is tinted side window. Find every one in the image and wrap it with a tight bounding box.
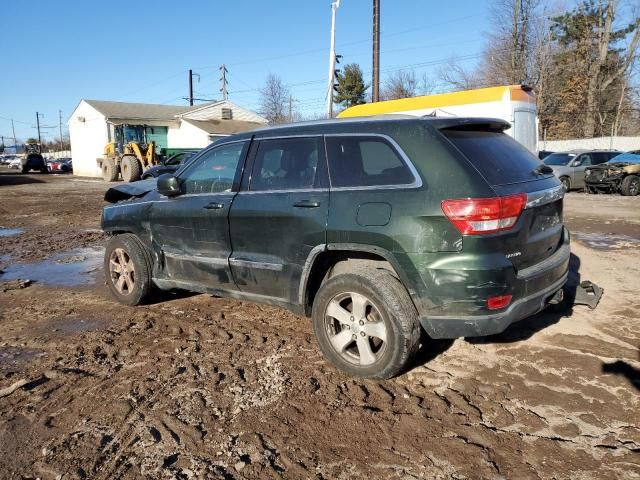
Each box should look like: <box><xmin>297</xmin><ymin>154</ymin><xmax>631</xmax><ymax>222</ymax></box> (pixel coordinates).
<box><xmin>326</xmin><ymin>136</ymin><xmax>414</xmax><ymax>188</ymax></box>
<box><xmin>250</xmin><ymin>137</ymin><xmax>320</xmax><ymax>191</ymax></box>
<box><xmin>591</xmin><ymin>153</ymin><xmax>608</xmax><ymax>165</ymax></box>
<box><xmin>181</xmin><ymin>142</ymin><xmax>245</xmax><ymax>194</ymax></box>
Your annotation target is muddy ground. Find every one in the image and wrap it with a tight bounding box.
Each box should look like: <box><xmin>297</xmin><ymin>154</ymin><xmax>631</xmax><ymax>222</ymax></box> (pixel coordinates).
<box><xmin>0</xmin><ymin>170</ymin><xmax>638</xmax><ymax>480</ymax></box>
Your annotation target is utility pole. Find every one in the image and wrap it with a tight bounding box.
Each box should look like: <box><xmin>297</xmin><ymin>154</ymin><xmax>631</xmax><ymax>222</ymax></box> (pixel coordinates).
<box><xmin>11</xmin><ymin>119</ymin><xmax>17</xmax><ymax>150</ymax></box>
<box><xmin>220</xmin><ymin>64</ymin><xmax>228</xmax><ymax>100</ymax></box>
<box><xmin>58</xmin><ymin>110</ymin><xmax>64</xmax><ymax>151</ymax></box>
<box><xmin>327</xmin><ymin>0</ymin><xmax>340</xmax><ymax>118</ymax></box>
<box><xmin>186</xmin><ymin>70</ymin><xmax>201</xmax><ymax>105</ymax></box>
<box><xmin>372</xmin><ymin>0</ymin><xmax>380</xmax><ymax>103</ymax></box>
<box><xmin>288</xmin><ymin>95</ymin><xmax>293</xmax><ymax>122</ymax></box>
<box><xmin>36</xmin><ymin>112</ymin><xmax>42</xmax><ymax>145</ymax></box>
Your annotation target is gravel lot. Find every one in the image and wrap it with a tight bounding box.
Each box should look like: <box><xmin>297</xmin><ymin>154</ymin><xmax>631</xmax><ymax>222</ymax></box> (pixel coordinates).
<box><xmin>0</xmin><ymin>170</ymin><xmax>638</xmax><ymax>480</ymax></box>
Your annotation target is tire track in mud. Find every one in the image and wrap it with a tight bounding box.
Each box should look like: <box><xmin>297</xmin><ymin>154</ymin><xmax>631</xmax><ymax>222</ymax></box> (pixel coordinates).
<box><xmin>1</xmin><ymin>179</ymin><xmax>640</xmax><ymax>479</ymax></box>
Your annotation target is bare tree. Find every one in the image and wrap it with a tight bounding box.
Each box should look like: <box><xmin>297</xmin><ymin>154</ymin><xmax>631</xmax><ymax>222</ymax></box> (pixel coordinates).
<box><xmin>259</xmin><ymin>74</ymin><xmax>290</xmax><ymax>124</ymax></box>
<box><xmin>478</xmin><ymin>0</ymin><xmax>541</xmax><ymax>86</ymax></box>
<box><xmin>381</xmin><ymin>70</ymin><xmax>418</xmax><ymax>99</ymax></box>
<box><xmin>382</xmin><ymin>70</ymin><xmax>438</xmax><ymax>100</ymax></box>
<box><xmin>584</xmin><ymin>1</ymin><xmax>639</xmax><ymax>137</ymax></box>
<box><xmin>438</xmin><ymin>57</ymin><xmax>482</xmax><ymax>90</ymax></box>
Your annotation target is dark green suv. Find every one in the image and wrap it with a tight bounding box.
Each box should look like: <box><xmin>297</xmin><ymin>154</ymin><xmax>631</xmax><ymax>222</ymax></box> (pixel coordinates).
<box><xmin>102</xmin><ymin>116</ymin><xmax>569</xmax><ymax>379</ymax></box>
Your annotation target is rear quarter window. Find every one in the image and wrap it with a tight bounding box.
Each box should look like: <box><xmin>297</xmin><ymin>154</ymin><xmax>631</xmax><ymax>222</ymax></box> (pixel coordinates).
<box><xmin>326</xmin><ymin>136</ymin><xmax>415</xmax><ymax>188</ymax></box>
<box><xmin>442</xmin><ymin>129</ymin><xmax>546</xmax><ymax>186</ymax></box>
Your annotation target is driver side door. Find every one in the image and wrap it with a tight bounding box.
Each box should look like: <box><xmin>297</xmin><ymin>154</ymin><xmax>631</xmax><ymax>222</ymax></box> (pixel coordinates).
<box><xmin>150</xmin><ymin>141</ymin><xmax>249</xmax><ymax>290</ymax></box>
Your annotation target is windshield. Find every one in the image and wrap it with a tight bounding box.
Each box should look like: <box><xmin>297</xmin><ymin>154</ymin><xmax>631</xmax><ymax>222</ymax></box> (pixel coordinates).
<box><xmin>607</xmin><ymin>153</ymin><xmax>640</xmax><ymax>164</ymax></box>
<box><xmin>543</xmin><ymin>153</ymin><xmax>577</xmax><ymax>166</ymax></box>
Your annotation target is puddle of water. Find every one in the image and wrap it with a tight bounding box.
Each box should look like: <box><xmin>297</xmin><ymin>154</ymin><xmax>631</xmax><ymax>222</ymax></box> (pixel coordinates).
<box><xmin>0</xmin><ymin>247</ymin><xmax>103</xmax><ymax>286</ymax></box>
<box><xmin>49</xmin><ymin>317</ymin><xmax>106</xmax><ymax>334</ymax></box>
<box><xmin>0</xmin><ymin>227</ymin><xmax>23</xmax><ymax>237</ymax></box>
<box><xmin>573</xmin><ymin>232</ymin><xmax>640</xmax><ymax>250</ymax></box>
<box><xmin>0</xmin><ymin>346</ymin><xmax>46</xmax><ymax>373</ymax></box>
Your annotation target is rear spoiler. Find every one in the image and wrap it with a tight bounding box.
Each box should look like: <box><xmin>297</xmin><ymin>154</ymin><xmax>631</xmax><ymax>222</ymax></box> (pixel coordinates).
<box><xmin>424</xmin><ymin>117</ymin><xmax>511</xmax><ymax>132</ymax></box>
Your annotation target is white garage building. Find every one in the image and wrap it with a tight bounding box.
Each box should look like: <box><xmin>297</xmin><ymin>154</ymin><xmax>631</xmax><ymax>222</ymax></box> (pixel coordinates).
<box><xmin>68</xmin><ymin>99</ymin><xmax>267</xmax><ymax>178</ymax></box>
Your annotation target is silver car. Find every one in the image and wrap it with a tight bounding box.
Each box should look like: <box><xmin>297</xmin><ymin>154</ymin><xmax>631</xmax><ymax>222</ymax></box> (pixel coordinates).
<box><xmin>543</xmin><ymin>150</ymin><xmax>620</xmax><ymax>191</ymax></box>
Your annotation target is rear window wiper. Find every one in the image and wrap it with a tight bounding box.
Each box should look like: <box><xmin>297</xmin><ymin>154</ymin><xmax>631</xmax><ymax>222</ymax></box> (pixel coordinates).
<box><xmin>532</xmin><ymin>165</ymin><xmax>553</xmax><ymax>175</ymax></box>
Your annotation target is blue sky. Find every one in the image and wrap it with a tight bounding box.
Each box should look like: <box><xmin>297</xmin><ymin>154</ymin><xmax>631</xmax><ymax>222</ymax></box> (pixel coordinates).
<box><xmin>2</xmin><ymin>0</ymin><xmax>497</xmax><ymax>141</ymax></box>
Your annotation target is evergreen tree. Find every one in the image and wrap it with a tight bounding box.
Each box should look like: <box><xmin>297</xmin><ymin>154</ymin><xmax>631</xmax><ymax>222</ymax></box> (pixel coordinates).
<box><xmin>333</xmin><ymin>63</ymin><xmax>368</xmax><ymax>108</ymax></box>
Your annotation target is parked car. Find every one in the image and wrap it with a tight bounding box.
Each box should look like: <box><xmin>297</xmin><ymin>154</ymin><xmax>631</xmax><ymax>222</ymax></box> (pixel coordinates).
<box><xmin>537</xmin><ymin>150</ymin><xmax>554</xmax><ymax>160</ymax></box>
<box><xmin>102</xmin><ymin>117</ymin><xmax>569</xmax><ymax>379</ymax></box>
<box><xmin>140</xmin><ymin>150</ymin><xmax>199</xmax><ymax>180</ymax></box>
<box><xmin>543</xmin><ymin>150</ymin><xmax>619</xmax><ymax>191</ymax></box>
<box><xmin>8</xmin><ymin>158</ymin><xmax>22</xmax><ymax>169</ymax></box>
<box><xmin>585</xmin><ymin>151</ymin><xmax>640</xmax><ymax>196</ymax></box>
<box><xmin>47</xmin><ymin>158</ymin><xmax>73</xmax><ymax>173</ymax></box>
<box><xmin>20</xmin><ymin>153</ymin><xmax>48</xmax><ymax>173</ymax></box>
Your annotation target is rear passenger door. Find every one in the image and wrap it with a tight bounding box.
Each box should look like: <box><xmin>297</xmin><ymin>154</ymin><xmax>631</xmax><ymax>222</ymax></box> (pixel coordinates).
<box><xmin>228</xmin><ymin>136</ymin><xmax>329</xmax><ymax>303</ymax></box>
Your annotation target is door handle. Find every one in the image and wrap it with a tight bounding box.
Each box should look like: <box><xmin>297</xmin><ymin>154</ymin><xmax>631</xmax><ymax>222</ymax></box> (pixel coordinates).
<box><xmin>293</xmin><ymin>200</ymin><xmax>321</xmax><ymax>208</ymax></box>
<box><xmin>204</xmin><ymin>202</ymin><xmax>224</xmax><ymax>210</ymax></box>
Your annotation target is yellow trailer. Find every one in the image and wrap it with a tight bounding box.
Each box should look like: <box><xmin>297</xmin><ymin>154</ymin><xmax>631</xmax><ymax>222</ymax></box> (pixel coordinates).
<box><xmin>338</xmin><ymin>85</ymin><xmax>538</xmax><ymax>153</ymax></box>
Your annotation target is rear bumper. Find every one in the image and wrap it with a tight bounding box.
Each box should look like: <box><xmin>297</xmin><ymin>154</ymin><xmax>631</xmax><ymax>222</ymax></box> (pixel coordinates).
<box><xmin>419</xmin><ymin>231</ymin><xmax>570</xmax><ymax>339</ymax></box>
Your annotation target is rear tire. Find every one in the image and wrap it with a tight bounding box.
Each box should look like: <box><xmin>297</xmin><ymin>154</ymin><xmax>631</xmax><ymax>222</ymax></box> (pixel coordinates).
<box><xmin>620</xmin><ymin>175</ymin><xmax>639</xmax><ymax>196</ymax></box>
<box><xmin>103</xmin><ymin>158</ymin><xmax>119</xmax><ymax>182</ymax></box>
<box><xmin>21</xmin><ymin>166</ymin><xmax>28</xmax><ymax>174</ymax></box>
<box><xmin>312</xmin><ymin>266</ymin><xmax>421</xmax><ymax>379</ymax></box>
<box><xmin>121</xmin><ymin>155</ymin><xmax>142</xmax><ymax>182</ymax></box>
<box><xmin>104</xmin><ymin>234</ymin><xmax>154</xmax><ymax>306</ymax></box>
<box><xmin>560</xmin><ymin>176</ymin><xmax>571</xmax><ymax>192</ymax></box>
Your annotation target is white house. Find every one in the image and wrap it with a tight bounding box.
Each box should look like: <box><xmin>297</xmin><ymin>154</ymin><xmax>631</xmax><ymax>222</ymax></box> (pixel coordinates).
<box><xmin>68</xmin><ymin>99</ymin><xmax>267</xmax><ymax>178</ymax></box>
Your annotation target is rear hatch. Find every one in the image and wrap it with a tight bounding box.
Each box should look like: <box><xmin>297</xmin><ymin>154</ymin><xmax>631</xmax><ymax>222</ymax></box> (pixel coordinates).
<box><xmin>440</xmin><ymin>127</ymin><xmax>564</xmax><ymax>272</ymax></box>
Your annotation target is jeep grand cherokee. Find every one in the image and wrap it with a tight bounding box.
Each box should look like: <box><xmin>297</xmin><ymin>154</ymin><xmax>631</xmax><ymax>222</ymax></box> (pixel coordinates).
<box><xmin>102</xmin><ymin>116</ymin><xmax>569</xmax><ymax>379</ymax></box>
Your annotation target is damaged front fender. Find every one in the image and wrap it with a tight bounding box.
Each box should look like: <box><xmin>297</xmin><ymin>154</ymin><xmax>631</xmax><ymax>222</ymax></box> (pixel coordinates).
<box><xmin>104</xmin><ymin>178</ymin><xmax>157</xmax><ymax>203</ymax></box>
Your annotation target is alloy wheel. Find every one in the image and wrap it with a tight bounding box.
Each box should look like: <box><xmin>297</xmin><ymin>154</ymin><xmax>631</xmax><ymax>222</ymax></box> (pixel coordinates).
<box><xmin>324</xmin><ymin>292</ymin><xmax>387</xmax><ymax>366</ymax></box>
<box><xmin>109</xmin><ymin>248</ymin><xmax>135</xmax><ymax>295</ymax></box>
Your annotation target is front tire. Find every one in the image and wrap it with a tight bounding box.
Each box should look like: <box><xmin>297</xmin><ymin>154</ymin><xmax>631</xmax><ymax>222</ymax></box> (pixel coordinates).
<box><xmin>560</xmin><ymin>176</ymin><xmax>571</xmax><ymax>192</ymax></box>
<box><xmin>104</xmin><ymin>234</ymin><xmax>154</xmax><ymax>306</ymax></box>
<box><xmin>121</xmin><ymin>155</ymin><xmax>142</xmax><ymax>182</ymax></box>
<box><xmin>312</xmin><ymin>267</ymin><xmax>421</xmax><ymax>379</ymax></box>
<box><xmin>620</xmin><ymin>175</ymin><xmax>639</xmax><ymax>196</ymax></box>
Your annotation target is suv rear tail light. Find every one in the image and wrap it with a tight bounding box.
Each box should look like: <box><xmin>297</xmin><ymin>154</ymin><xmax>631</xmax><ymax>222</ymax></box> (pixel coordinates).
<box><xmin>441</xmin><ymin>193</ymin><xmax>527</xmax><ymax>235</ymax></box>
<box><xmin>487</xmin><ymin>294</ymin><xmax>512</xmax><ymax>310</ymax></box>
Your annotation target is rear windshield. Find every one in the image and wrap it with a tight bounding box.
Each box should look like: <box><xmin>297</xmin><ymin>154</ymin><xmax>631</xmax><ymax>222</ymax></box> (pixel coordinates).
<box><xmin>442</xmin><ymin>129</ymin><xmax>547</xmax><ymax>186</ymax></box>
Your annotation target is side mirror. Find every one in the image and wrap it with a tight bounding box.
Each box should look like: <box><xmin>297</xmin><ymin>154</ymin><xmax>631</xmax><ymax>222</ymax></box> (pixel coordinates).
<box><xmin>571</xmin><ymin>159</ymin><xmax>582</xmax><ymax>167</ymax></box>
<box><xmin>157</xmin><ymin>174</ymin><xmax>181</xmax><ymax>197</ymax></box>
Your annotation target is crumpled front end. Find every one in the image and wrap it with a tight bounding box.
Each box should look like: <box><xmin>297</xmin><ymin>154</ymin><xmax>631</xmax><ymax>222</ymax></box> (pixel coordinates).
<box><xmin>585</xmin><ymin>163</ymin><xmax>635</xmax><ymax>193</ymax></box>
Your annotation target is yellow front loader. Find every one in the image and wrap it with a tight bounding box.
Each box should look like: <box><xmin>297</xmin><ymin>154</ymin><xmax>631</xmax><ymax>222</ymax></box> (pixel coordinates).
<box><xmin>98</xmin><ymin>140</ymin><xmax>157</xmax><ymax>182</ymax></box>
